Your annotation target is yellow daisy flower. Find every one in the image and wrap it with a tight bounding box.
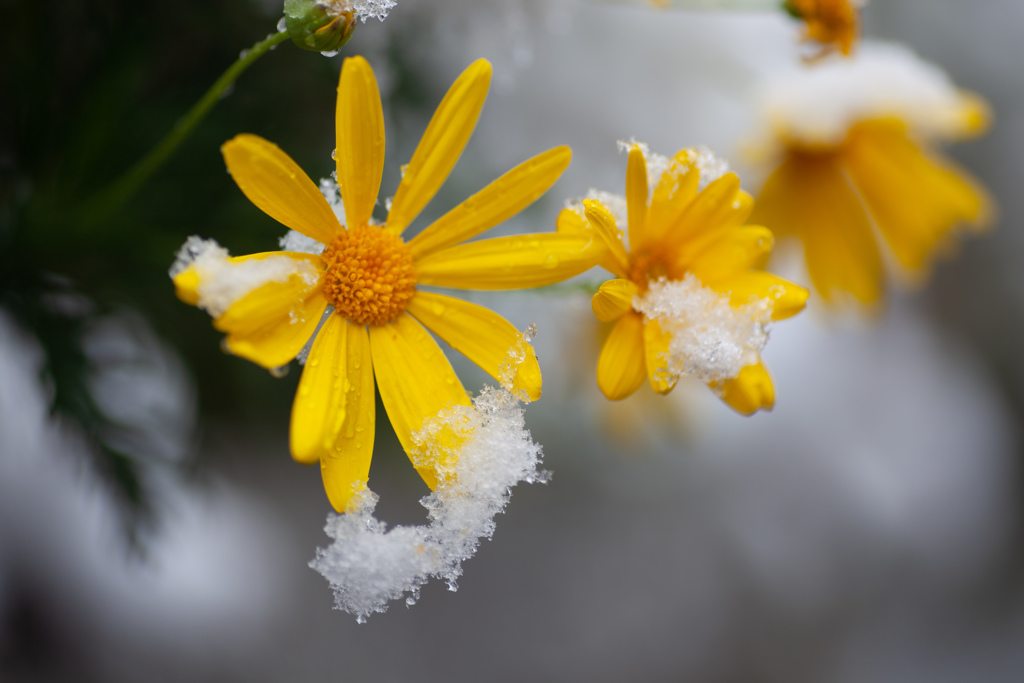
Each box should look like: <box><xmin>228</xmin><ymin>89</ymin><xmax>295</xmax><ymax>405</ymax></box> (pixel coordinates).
<box><xmin>172</xmin><ymin>57</ymin><xmax>602</xmax><ymax>512</ymax></box>
<box><xmin>750</xmin><ymin>43</ymin><xmax>992</xmax><ymax>305</ymax></box>
<box><xmin>558</xmin><ymin>144</ymin><xmax>808</xmax><ymax>415</ymax></box>
<box><xmin>785</xmin><ymin>0</ymin><xmax>864</xmax><ymax>58</ymax></box>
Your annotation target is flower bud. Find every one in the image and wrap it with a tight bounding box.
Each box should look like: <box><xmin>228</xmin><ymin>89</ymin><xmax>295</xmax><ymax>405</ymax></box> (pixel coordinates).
<box><xmin>283</xmin><ymin>0</ymin><xmax>357</xmax><ymax>53</ymax></box>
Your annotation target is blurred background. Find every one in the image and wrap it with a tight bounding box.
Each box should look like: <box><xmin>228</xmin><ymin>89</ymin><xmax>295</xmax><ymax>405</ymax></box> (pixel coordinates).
<box><xmin>2</xmin><ymin>0</ymin><xmax>1023</xmax><ymax>680</ymax></box>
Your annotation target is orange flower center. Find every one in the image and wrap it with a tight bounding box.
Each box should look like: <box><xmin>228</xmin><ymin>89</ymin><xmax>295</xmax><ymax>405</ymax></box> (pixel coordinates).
<box><xmin>320</xmin><ymin>225</ymin><xmax>417</xmax><ymax>327</ymax></box>
<box><xmin>628</xmin><ymin>252</ymin><xmax>675</xmax><ymax>293</ymax></box>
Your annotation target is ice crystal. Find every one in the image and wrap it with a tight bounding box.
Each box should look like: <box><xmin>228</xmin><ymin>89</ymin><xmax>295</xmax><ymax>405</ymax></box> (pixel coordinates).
<box><xmin>309</xmin><ymin>333</ymin><xmax>547</xmax><ymax>621</ymax></box>
<box><xmin>169</xmin><ymin>237</ymin><xmax>318</xmax><ymax>318</ymax></box>
<box><xmin>351</xmin><ymin>0</ymin><xmax>396</xmax><ymax>22</ymax></box>
<box><xmin>634</xmin><ymin>275</ymin><xmax>771</xmax><ymax>384</ymax></box>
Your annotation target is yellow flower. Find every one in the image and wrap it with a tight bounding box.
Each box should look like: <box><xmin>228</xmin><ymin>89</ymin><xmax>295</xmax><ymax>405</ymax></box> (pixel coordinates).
<box><xmin>558</xmin><ymin>145</ymin><xmax>808</xmax><ymax>415</ymax></box>
<box><xmin>173</xmin><ymin>57</ymin><xmax>602</xmax><ymax>512</ymax></box>
<box><xmin>785</xmin><ymin>0</ymin><xmax>863</xmax><ymax>58</ymax></box>
<box><xmin>750</xmin><ymin>44</ymin><xmax>992</xmax><ymax>305</ymax></box>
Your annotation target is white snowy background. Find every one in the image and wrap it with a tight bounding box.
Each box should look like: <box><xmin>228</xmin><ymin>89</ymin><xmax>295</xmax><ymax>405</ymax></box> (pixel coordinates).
<box><xmin>3</xmin><ymin>0</ymin><xmax>1024</xmax><ymax>681</ymax></box>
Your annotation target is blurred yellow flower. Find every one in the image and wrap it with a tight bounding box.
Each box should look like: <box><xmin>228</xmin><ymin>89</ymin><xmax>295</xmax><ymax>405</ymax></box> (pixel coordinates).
<box><xmin>751</xmin><ymin>44</ymin><xmax>992</xmax><ymax>305</ymax></box>
<box><xmin>559</xmin><ymin>144</ymin><xmax>808</xmax><ymax>415</ymax></box>
<box><xmin>173</xmin><ymin>57</ymin><xmax>601</xmax><ymax>512</ymax></box>
<box><xmin>785</xmin><ymin>0</ymin><xmax>863</xmax><ymax>58</ymax></box>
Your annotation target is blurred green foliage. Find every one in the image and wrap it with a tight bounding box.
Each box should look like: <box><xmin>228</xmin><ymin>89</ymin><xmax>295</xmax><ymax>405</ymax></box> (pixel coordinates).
<box><xmin>0</xmin><ymin>0</ymin><xmax>438</xmax><ymax>544</ymax></box>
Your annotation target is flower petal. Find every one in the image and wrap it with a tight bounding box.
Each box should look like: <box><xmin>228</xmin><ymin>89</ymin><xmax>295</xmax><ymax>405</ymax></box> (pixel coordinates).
<box><xmin>320</xmin><ymin>323</ymin><xmax>375</xmax><ymax>513</ymax></box>
<box><xmin>685</xmin><ymin>226</ymin><xmax>775</xmax><ymax>283</ymax></box>
<box><xmin>222</xmin><ymin>134</ymin><xmax>340</xmax><ymax>244</ymax></box>
<box><xmin>369</xmin><ymin>313</ymin><xmax>471</xmax><ymax>490</ymax></box>
<box><xmin>596</xmin><ymin>311</ymin><xmax>647</xmax><ymax>401</ymax></box>
<box><xmin>643</xmin><ymin>317</ymin><xmax>677</xmax><ymax>395</ymax></box>
<box><xmin>407</xmin><ymin>146</ymin><xmax>572</xmax><ymax>258</ymax></box>
<box><xmin>705</xmin><ymin>271</ymin><xmax>809</xmax><ymax>321</ymax></box>
<box><xmin>645</xmin><ymin>154</ymin><xmax>699</xmax><ymax>249</ymax></box>
<box><xmin>712</xmin><ymin>362</ymin><xmax>774</xmax><ymax>415</ymax></box>
<box><xmin>583</xmin><ymin>200</ymin><xmax>631</xmax><ymax>275</ymax></box>
<box><xmin>625</xmin><ymin>146</ymin><xmax>649</xmax><ymax>253</ymax></box>
<box><xmin>289</xmin><ymin>315</ymin><xmax>375</xmax><ymax>511</ymax></box>
<box><xmin>557</xmin><ymin>207</ymin><xmax>627</xmax><ymax>276</ymax></box>
<box><xmin>664</xmin><ymin>172</ymin><xmax>742</xmax><ymax>262</ymax></box>
<box><xmin>337</xmin><ymin>56</ymin><xmax>385</xmax><ymax>229</ymax></box>
<box><xmin>173</xmin><ymin>251</ymin><xmax>319</xmax><ymax>307</ymax></box>
<box><xmin>208</xmin><ymin>252</ymin><xmax>324</xmax><ymax>333</ymax></box>
<box><xmin>844</xmin><ymin>120</ymin><xmax>991</xmax><ymax>273</ymax></box>
<box><xmin>591</xmin><ymin>278</ymin><xmax>638</xmax><ymax>322</ymax></box>
<box><xmin>414</xmin><ymin>233</ymin><xmax>604</xmax><ymax>290</ymax></box>
<box><xmin>209</xmin><ymin>255</ymin><xmax>328</xmax><ymax>369</ymax></box>
<box><xmin>387</xmin><ymin>59</ymin><xmax>492</xmax><ymax>235</ymax></box>
<box><xmin>556</xmin><ymin>206</ymin><xmax>587</xmax><ymax>234</ymax></box>
<box><xmin>407</xmin><ymin>292</ymin><xmax>542</xmax><ymax>401</ymax></box>
<box><xmin>751</xmin><ymin>152</ymin><xmax>884</xmax><ymax>304</ymax></box>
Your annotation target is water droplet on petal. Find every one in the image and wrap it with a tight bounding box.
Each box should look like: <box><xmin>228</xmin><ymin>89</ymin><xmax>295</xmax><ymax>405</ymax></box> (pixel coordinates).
<box><xmin>270</xmin><ymin>365</ymin><xmax>290</xmax><ymax>378</ymax></box>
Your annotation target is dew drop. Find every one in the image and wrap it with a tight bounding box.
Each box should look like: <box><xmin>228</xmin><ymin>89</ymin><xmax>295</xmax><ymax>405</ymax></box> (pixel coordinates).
<box><xmin>270</xmin><ymin>365</ymin><xmax>290</xmax><ymax>378</ymax></box>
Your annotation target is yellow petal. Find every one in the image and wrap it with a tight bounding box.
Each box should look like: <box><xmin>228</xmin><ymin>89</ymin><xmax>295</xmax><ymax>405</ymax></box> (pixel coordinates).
<box><xmin>625</xmin><ymin>146</ymin><xmax>649</xmax><ymax>254</ymax></box>
<box><xmin>685</xmin><ymin>226</ymin><xmax>775</xmax><ymax>282</ymax></box>
<box><xmin>645</xmin><ymin>154</ymin><xmax>699</xmax><ymax>249</ymax></box>
<box><xmin>222</xmin><ymin>134</ymin><xmax>340</xmax><ymax>244</ymax></box>
<box><xmin>407</xmin><ymin>292</ymin><xmax>542</xmax><ymax>401</ymax></box>
<box><xmin>220</xmin><ymin>290</ymin><xmax>328</xmax><ymax>370</ymax></box>
<box><xmin>556</xmin><ymin>206</ymin><xmax>588</xmax><ymax>235</ymax></box>
<box><xmin>643</xmin><ymin>318</ymin><xmax>677</xmax><ymax>395</ymax></box>
<box><xmin>337</xmin><ymin>56</ymin><xmax>385</xmax><ymax>229</ymax></box>
<box><xmin>583</xmin><ymin>199</ymin><xmax>631</xmax><ymax>275</ymax></box>
<box><xmin>712</xmin><ymin>362</ymin><xmax>774</xmax><ymax>415</ymax></box>
<box><xmin>557</xmin><ymin>206</ymin><xmax>627</xmax><ymax>276</ymax></box>
<box><xmin>320</xmin><ymin>323</ymin><xmax>375</xmax><ymax>513</ymax></box>
<box><xmin>722</xmin><ymin>191</ymin><xmax>755</xmax><ymax>229</ymax></box>
<box><xmin>407</xmin><ymin>146</ymin><xmax>572</xmax><ymax>258</ymax></box>
<box><xmin>664</xmin><ymin>172</ymin><xmax>742</xmax><ymax>263</ymax></box>
<box><xmin>844</xmin><ymin>120</ymin><xmax>991</xmax><ymax>273</ymax></box>
<box><xmin>596</xmin><ymin>311</ymin><xmax>647</xmax><ymax>401</ymax></box>
<box><xmin>387</xmin><ymin>60</ymin><xmax>492</xmax><ymax>234</ymax></box>
<box><xmin>289</xmin><ymin>315</ymin><xmax>375</xmax><ymax>511</ymax></box>
<box><xmin>209</xmin><ymin>252</ymin><xmax>324</xmax><ymax>333</ymax></box>
<box><xmin>591</xmin><ymin>278</ymin><xmax>638</xmax><ymax>322</ymax></box>
<box><xmin>369</xmin><ymin>313</ymin><xmax>471</xmax><ymax>490</ymax></box>
<box><xmin>414</xmin><ymin>233</ymin><xmax>605</xmax><ymax>290</ymax></box>
<box><xmin>751</xmin><ymin>152</ymin><xmax>884</xmax><ymax>305</ymax></box>
<box><xmin>705</xmin><ymin>271</ymin><xmax>809</xmax><ymax>321</ymax></box>
<box><xmin>175</xmin><ymin>250</ymin><xmax>320</xmax><ymax>313</ymax></box>
<box><xmin>173</xmin><ymin>268</ymin><xmax>201</xmax><ymax>306</ymax></box>
<box><xmin>205</xmin><ymin>254</ymin><xmax>327</xmax><ymax>369</ymax></box>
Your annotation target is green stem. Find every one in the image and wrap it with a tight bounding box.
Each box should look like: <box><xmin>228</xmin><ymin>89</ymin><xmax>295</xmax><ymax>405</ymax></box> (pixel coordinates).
<box><xmin>79</xmin><ymin>29</ymin><xmax>291</xmax><ymax>229</ymax></box>
<box><xmin>530</xmin><ymin>281</ymin><xmax>604</xmax><ymax>297</ymax></box>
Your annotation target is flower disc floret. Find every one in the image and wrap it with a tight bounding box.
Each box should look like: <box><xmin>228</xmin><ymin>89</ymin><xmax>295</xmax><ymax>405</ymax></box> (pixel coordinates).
<box><xmin>321</xmin><ymin>225</ymin><xmax>416</xmax><ymax>326</ymax></box>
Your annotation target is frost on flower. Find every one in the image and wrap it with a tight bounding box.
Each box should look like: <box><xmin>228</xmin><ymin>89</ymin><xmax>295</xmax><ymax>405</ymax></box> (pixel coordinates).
<box><xmin>634</xmin><ymin>275</ymin><xmax>771</xmax><ymax>385</ymax></box>
<box><xmin>277</xmin><ymin>177</ymin><xmax>346</xmax><ymax>255</ymax></box>
<box><xmin>757</xmin><ymin>42</ymin><xmax>989</xmax><ymax>148</ymax></box>
<box><xmin>349</xmin><ymin>0</ymin><xmax>396</xmax><ymax>22</ymax></box>
<box><xmin>616</xmin><ymin>140</ymin><xmax>730</xmax><ymax>193</ymax></box>
<box><xmin>169</xmin><ymin>236</ymin><xmax>318</xmax><ymax>318</ymax></box>
<box><xmin>309</xmin><ymin>332</ymin><xmax>548</xmax><ymax>622</ymax></box>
